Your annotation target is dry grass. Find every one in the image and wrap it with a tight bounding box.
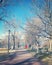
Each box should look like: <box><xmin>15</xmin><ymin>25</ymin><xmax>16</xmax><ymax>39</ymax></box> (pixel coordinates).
<box><xmin>0</xmin><ymin>48</ymin><xmax>16</xmax><ymax>54</ymax></box>
<box><xmin>0</xmin><ymin>48</ymin><xmax>8</xmax><ymax>54</ymax></box>
<box><xmin>0</xmin><ymin>48</ymin><xmax>8</xmax><ymax>51</ymax></box>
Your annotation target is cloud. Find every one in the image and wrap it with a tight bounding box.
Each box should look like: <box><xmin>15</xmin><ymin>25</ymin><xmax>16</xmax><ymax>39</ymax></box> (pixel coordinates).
<box><xmin>0</xmin><ymin>32</ymin><xmax>8</xmax><ymax>39</ymax></box>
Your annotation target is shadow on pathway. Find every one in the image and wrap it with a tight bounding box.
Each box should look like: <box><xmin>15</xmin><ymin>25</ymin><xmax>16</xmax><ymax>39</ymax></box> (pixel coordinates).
<box><xmin>13</xmin><ymin>57</ymin><xmax>48</xmax><ymax>65</ymax></box>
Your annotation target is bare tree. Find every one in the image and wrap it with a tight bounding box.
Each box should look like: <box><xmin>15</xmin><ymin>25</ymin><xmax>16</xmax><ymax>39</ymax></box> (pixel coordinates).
<box><xmin>24</xmin><ymin>17</ymin><xmax>43</xmax><ymax>53</ymax></box>
<box><xmin>30</xmin><ymin>0</ymin><xmax>52</xmax><ymax>51</ymax></box>
<box><xmin>0</xmin><ymin>0</ymin><xmax>19</xmax><ymax>51</ymax></box>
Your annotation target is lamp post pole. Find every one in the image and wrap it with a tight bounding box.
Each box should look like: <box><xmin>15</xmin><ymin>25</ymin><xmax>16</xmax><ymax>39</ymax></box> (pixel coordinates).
<box><xmin>8</xmin><ymin>30</ymin><xmax>10</xmax><ymax>54</ymax></box>
<box><xmin>13</xmin><ymin>30</ymin><xmax>15</xmax><ymax>49</ymax></box>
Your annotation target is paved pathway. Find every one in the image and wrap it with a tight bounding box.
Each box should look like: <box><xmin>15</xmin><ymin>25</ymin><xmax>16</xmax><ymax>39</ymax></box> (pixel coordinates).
<box><xmin>0</xmin><ymin>50</ymin><xmax>32</xmax><ymax>65</ymax></box>
<box><xmin>0</xmin><ymin>50</ymin><xmax>48</xmax><ymax>65</ymax></box>
<box><xmin>13</xmin><ymin>56</ymin><xmax>48</xmax><ymax>65</ymax></box>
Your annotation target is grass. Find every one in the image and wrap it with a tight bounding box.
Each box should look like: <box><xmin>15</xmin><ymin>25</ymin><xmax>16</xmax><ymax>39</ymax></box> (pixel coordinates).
<box><xmin>0</xmin><ymin>48</ymin><xmax>8</xmax><ymax>51</ymax></box>
<box><xmin>38</xmin><ymin>53</ymin><xmax>49</xmax><ymax>59</ymax></box>
<box><xmin>27</xmin><ymin>48</ymin><xmax>36</xmax><ymax>56</ymax></box>
<box><xmin>35</xmin><ymin>52</ymin><xmax>52</xmax><ymax>62</ymax></box>
<box><xmin>28</xmin><ymin>50</ymin><xmax>52</xmax><ymax>65</ymax></box>
<box><xmin>34</xmin><ymin>53</ymin><xmax>51</xmax><ymax>65</ymax></box>
<box><xmin>0</xmin><ymin>48</ymin><xmax>16</xmax><ymax>54</ymax></box>
<box><xmin>0</xmin><ymin>53</ymin><xmax>9</xmax><ymax>62</ymax></box>
<box><xmin>0</xmin><ymin>48</ymin><xmax>16</xmax><ymax>62</ymax></box>
<box><xmin>41</xmin><ymin>54</ymin><xmax>52</xmax><ymax>65</ymax></box>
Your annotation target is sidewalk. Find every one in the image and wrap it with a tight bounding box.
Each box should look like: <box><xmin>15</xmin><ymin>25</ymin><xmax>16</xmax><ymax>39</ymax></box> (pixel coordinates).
<box><xmin>0</xmin><ymin>53</ymin><xmax>33</xmax><ymax>65</ymax></box>
<box><xmin>0</xmin><ymin>49</ymin><xmax>48</xmax><ymax>65</ymax></box>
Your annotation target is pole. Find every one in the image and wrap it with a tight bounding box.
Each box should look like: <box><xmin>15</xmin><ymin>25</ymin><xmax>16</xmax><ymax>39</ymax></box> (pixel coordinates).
<box><xmin>8</xmin><ymin>30</ymin><xmax>10</xmax><ymax>54</ymax></box>
<box><xmin>13</xmin><ymin>30</ymin><xmax>15</xmax><ymax>49</ymax></box>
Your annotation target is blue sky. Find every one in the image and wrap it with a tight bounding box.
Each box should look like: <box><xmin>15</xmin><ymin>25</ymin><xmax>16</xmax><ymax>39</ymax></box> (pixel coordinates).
<box><xmin>0</xmin><ymin>0</ymin><xmax>46</xmax><ymax>35</ymax></box>
<box><xmin>0</xmin><ymin>0</ymin><xmax>35</xmax><ymax>34</ymax></box>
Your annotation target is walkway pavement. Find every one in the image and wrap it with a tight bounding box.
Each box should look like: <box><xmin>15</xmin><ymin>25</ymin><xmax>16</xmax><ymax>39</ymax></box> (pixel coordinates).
<box><xmin>0</xmin><ymin>49</ymin><xmax>48</xmax><ymax>65</ymax></box>
<box><xmin>0</xmin><ymin>52</ymin><xmax>33</xmax><ymax>65</ymax></box>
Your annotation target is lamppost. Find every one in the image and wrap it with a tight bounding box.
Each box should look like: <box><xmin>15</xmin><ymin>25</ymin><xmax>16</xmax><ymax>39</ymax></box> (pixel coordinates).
<box><xmin>13</xmin><ymin>30</ymin><xmax>15</xmax><ymax>49</ymax></box>
<box><xmin>8</xmin><ymin>30</ymin><xmax>10</xmax><ymax>54</ymax></box>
